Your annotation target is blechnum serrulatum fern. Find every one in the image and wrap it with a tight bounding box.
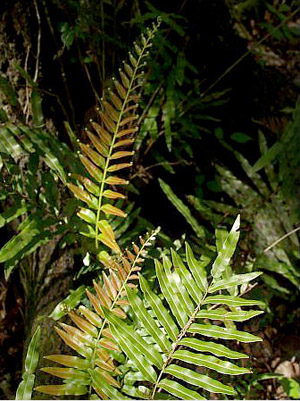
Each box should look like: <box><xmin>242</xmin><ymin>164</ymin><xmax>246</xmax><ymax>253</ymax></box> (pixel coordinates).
<box><xmin>67</xmin><ymin>19</ymin><xmax>160</xmax><ymax>256</ymax></box>
<box><xmin>35</xmin><ymin>20</ymin><xmax>264</xmax><ymax>400</ymax></box>
<box><xmin>36</xmin><ymin>215</ymin><xmax>263</xmax><ymax>399</ymax></box>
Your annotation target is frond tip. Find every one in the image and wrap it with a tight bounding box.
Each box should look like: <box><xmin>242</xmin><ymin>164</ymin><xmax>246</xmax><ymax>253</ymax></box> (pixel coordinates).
<box><xmin>68</xmin><ymin>20</ymin><xmax>161</xmax><ymax>251</ymax></box>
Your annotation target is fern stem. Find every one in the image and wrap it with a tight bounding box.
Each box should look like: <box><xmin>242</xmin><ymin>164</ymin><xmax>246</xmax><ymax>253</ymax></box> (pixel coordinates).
<box><xmin>94</xmin><ymin>38</ymin><xmax>150</xmax><ymax>249</ymax></box>
<box><xmin>151</xmin><ymin>283</ymin><xmax>212</xmax><ymax>399</ymax></box>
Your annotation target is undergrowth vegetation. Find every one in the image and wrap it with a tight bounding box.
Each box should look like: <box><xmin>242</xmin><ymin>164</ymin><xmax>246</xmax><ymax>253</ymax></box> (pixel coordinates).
<box><xmin>0</xmin><ymin>1</ymin><xmax>299</xmax><ymax>400</ymax></box>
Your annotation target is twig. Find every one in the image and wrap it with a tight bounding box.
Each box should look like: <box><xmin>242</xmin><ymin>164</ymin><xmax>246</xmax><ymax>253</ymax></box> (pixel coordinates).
<box><xmin>40</xmin><ymin>88</ymin><xmax>70</xmax><ymax>122</ymax></box>
<box><xmin>23</xmin><ymin>45</ymin><xmax>31</xmax><ymax>122</ymax></box>
<box><xmin>33</xmin><ymin>0</ymin><xmax>41</xmax><ymax>83</ymax></box>
<box><xmin>263</xmin><ymin>226</ymin><xmax>300</xmax><ymax>253</ymax></box>
<box><xmin>130</xmin><ymin>160</ymin><xmax>188</xmax><ymax>180</ymax></box>
<box><xmin>74</xmin><ymin>36</ymin><xmax>101</xmax><ymax>105</ymax></box>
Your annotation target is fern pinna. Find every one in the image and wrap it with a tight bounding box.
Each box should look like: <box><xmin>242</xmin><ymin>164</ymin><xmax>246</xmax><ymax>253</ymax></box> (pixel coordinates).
<box><xmin>67</xmin><ymin>19</ymin><xmax>160</xmax><ymax>253</ymax></box>
<box><xmin>36</xmin><ymin>216</ymin><xmax>263</xmax><ymax>399</ymax></box>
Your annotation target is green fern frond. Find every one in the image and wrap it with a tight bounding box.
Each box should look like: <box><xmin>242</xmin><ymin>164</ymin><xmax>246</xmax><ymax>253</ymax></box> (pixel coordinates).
<box><xmin>102</xmin><ymin>215</ymin><xmax>264</xmax><ymax>400</ymax></box>
<box><xmin>68</xmin><ymin>21</ymin><xmax>161</xmax><ymax>252</ymax></box>
<box><xmin>15</xmin><ymin>326</ymin><xmax>41</xmax><ymax>400</ymax></box>
<box><xmin>0</xmin><ymin>124</ymin><xmax>79</xmax><ymax>279</ymax></box>
<box><xmin>35</xmin><ymin>228</ymin><xmax>159</xmax><ymax>398</ymax></box>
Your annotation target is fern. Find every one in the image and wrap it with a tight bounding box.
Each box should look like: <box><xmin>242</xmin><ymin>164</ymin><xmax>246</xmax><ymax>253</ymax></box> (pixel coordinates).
<box><xmin>67</xmin><ymin>20</ymin><xmax>161</xmax><ymax>253</ymax></box>
<box><xmin>103</xmin><ymin>215</ymin><xmax>263</xmax><ymax>399</ymax></box>
<box><xmin>159</xmin><ymin>100</ymin><xmax>300</xmax><ymax>297</ymax></box>
<box><xmin>35</xmin><ymin>229</ymin><xmax>159</xmax><ymax>398</ymax></box>
<box><xmin>15</xmin><ymin>325</ymin><xmax>41</xmax><ymax>400</ymax></box>
<box><xmin>0</xmin><ymin>123</ymin><xmax>79</xmax><ymax>279</ymax></box>
<box><xmin>27</xmin><ymin>19</ymin><xmax>263</xmax><ymax>401</ymax></box>
<box><xmin>36</xmin><ymin>216</ymin><xmax>263</xmax><ymax>399</ymax></box>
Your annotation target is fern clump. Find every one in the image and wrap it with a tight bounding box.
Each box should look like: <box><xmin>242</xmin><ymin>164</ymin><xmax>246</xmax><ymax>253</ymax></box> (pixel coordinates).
<box><xmin>29</xmin><ymin>18</ymin><xmax>264</xmax><ymax>401</ymax></box>
<box><xmin>36</xmin><ymin>215</ymin><xmax>263</xmax><ymax>399</ymax></box>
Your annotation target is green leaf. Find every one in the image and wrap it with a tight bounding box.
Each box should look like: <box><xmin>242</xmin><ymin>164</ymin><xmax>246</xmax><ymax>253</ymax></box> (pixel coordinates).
<box><xmin>211</xmin><ymin>215</ymin><xmax>240</xmax><ymax>279</ymax></box>
<box><xmin>89</xmin><ymin>369</ymin><xmax>125</xmax><ymax>400</ymax></box>
<box><xmin>155</xmin><ymin>259</ymin><xmax>187</xmax><ymax>327</ymax></box>
<box><xmin>163</xmin><ymin>255</ymin><xmax>194</xmax><ymax>315</ymax></box>
<box><xmin>41</xmin><ymin>367</ymin><xmax>90</xmax><ymax>381</ymax></box>
<box><xmin>110</xmin><ymin>324</ymin><xmax>157</xmax><ymax>383</ymax></box>
<box><xmin>15</xmin><ymin>326</ymin><xmax>41</xmax><ymax>400</ymax></box>
<box><xmin>31</xmin><ymin>91</ymin><xmax>44</xmax><ymax>127</ymax></box>
<box><xmin>35</xmin><ymin>384</ymin><xmax>88</xmax><ymax>396</ymax></box>
<box><xmin>122</xmin><ymin>385</ymin><xmax>149</xmax><ymax>399</ymax></box>
<box><xmin>279</xmin><ymin>378</ymin><xmax>300</xmax><ymax>400</ymax></box>
<box><xmin>0</xmin><ymin>127</ymin><xmax>24</xmax><ymax>160</ymax></box>
<box><xmin>49</xmin><ymin>286</ymin><xmax>86</xmax><ymax>320</ymax></box>
<box><xmin>257</xmin><ymin>255</ymin><xmax>299</xmax><ymax>288</ymax></box>
<box><xmin>214</xmin><ymin>127</ymin><xmax>224</xmax><ymax>139</ymax></box>
<box><xmin>139</xmin><ymin>274</ymin><xmax>179</xmax><ymax>342</ymax></box>
<box><xmin>204</xmin><ymin>295</ymin><xmax>265</xmax><ymax>307</ymax></box>
<box><xmin>0</xmin><ymin>76</ymin><xmax>18</xmax><ymax>106</ymax></box>
<box><xmin>0</xmin><ymin>202</ymin><xmax>27</xmax><ymax>229</ymax></box>
<box><xmin>0</xmin><ymin>218</ymin><xmax>40</xmax><ymax>272</ymax></box>
<box><xmin>165</xmin><ymin>364</ymin><xmax>236</xmax><ymax>395</ymax></box>
<box><xmin>44</xmin><ymin>355</ymin><xmax>90</xmax><ymax>369</ymax></box>
<box><xmin>16</xmin><ymin>374</ymin><xmax>35</xmax><ymax>401</ymax></box>
<box><xmin>171</xmin><ymin>249</ymin><xmax>203</xmax><ymax>303</ymax></box>
<box><xmin>105</xmin><ymin>310</ymin><xmax>163</xmax><ymax>369</ymax></box>
<box><xmin>60</xmin><ymin>23</ymin><xmax>75</xmax><ymax>49</ymax></box>
<box><xmin>20</xmin><ymin>126</ymin><xmax>67</xmax><ymax>182</ymax></box>
<box><xmin>138</xmin><ymin>105</ymin><xmax>159</xmax><ymax>146</ymax></box>
<box><xmin>179</xmin><ymin>338</ymin><xmax>248</xmax><ymax>359</ymax></box>
<box><xmin>252</xmin><ymin>141</ymin><xmax>282</xmax><ymax>172</ymax></box>
<box><xmin>206</xmin><ymin>180</ymin><xmax>222</xmax><ymax>192</ymax></box>
<box><xmin>126</xmin><ymin>287</ymin><xmax>172</xmax><ymax>353</ymax></box>
<box><xmin>197</xmin><ymin>309</ymin><xmax>263</xmax><ymax>322</ymax></box>
<box><xmin>158</xmin><ymin>379</ymin><xmax>205</xmax><ymax>400</ymax></box>
<box><xmin>230</xmin><ymin>132</ymin><xmax>252</xmax><ymax>143</ymax></box>
<box><xmin>77</xmin><ymin>208</ymin><xmax>96</xmax><ymax>224</ymax></box>
<box><xmin>188</xmin><ymin>324</ymin><xmax>263</xmax><ymax>342</ymax></box>
<box><xmin>3</xmin><ymin>218</ymin><xmax>55</xmax><ymax>279</ymax></box>
<box><xmin>209</xmin><ymin>272</ymin><xmax>262</xmax><ymax>292</ymax></box>
<box><xmin>173</xmin><ymin>350</ymin><xmax>250</xmax><ymax>375</ymax></box>
<box><xmin>185</xmin><ymin>242</ymin><xmax>208</xmax><ymax>292</ymax></box>
<box><xmin>7</xmin><ymin>125</ymin><xmax>34</xmax><ymax>153</ymax></box>
<box><xmin>159</xmin><ymin>179</ymin><xmax>206</xmax><ymax>238</ymax></box>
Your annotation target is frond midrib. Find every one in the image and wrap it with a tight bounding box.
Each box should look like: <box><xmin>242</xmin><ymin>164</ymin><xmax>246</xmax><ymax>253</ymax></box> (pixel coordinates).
<box><xmin>151</xmin><ymin>283</ymin><xmax>212</xmax><ymax>399</ymax></box>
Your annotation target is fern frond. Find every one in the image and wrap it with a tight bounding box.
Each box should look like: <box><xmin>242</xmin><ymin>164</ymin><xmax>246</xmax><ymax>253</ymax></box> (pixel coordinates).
<box><xmin>15</xmin><ymin>326</ymin><xmax>41</xmax><ymax>400</ymax></box>
<box><xmin>68</xmin><ymin>21</ymin><xmax>161</xmax><ymax>252</ymax></box>
<box><xmin>104</xmin><ymin>215</ymin><xmax>264</xmax><ymax>400</ymax></box>
<box><xmin>36</xmin><ymin>228</ymin><xmax>159</xmax><ymax>398</ymax></box>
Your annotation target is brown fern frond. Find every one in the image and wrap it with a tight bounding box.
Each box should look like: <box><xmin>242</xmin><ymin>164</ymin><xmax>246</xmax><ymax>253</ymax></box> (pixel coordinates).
<box><xmin>67</xmin><ymin>21</ymin><xmax>161</xmax><ymax>252</ymax></box>
<box><xmin>36</xmin><ymin>228</ymin><xmax>159</xmax><ymax>398</ymax></box>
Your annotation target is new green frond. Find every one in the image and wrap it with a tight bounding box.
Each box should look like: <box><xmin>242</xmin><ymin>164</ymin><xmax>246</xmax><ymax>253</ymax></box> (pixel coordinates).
<box><xmin>104</xmin><ymin>216</ymin><xmax>263</xmax><ymax>400</ymax></box>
